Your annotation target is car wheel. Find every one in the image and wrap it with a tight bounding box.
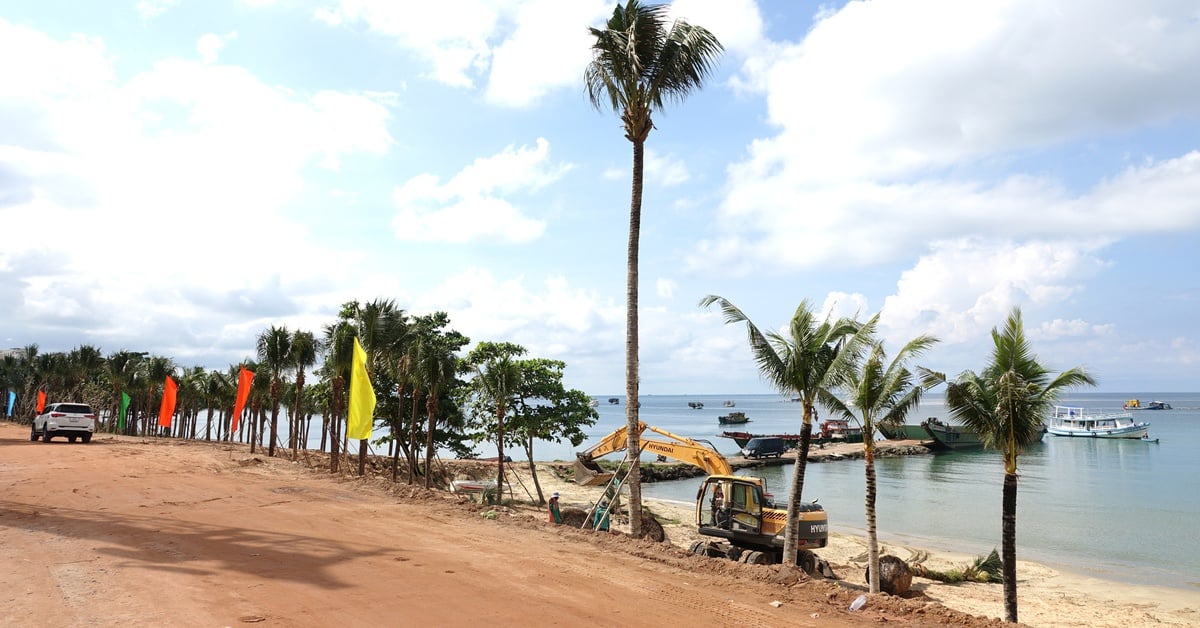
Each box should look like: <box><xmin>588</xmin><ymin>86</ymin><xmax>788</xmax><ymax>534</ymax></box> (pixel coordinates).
<box><xmin>68</xmin><ymin>435</ymin><xmax>77</xmax><ymax>443</ymax></box>
<box><xmin>30</xmin><ymin>424</ymin><xmax>39</xmax><ymax>442</ymax></box>
<box><xmin>42</xmin><ymin>429</ymin><xmax>53</xmax><ymax>442</ymax></box>
<box><xmin>81</xmin><ymin>434</ymin><xmax>92</xmax><ymax>444</ymax></box>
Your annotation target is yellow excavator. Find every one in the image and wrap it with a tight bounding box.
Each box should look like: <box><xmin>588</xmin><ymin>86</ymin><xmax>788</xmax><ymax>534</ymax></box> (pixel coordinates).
<box><xmin>575</xmin><ymin>421</ymin><xmax>829</xmax><ymax>567</ymax></box>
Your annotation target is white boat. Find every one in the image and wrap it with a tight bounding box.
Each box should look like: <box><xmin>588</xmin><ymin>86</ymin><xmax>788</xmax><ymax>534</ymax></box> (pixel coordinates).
<box><xmin>1045</xmin><ymin>406</ymin><xmax>1150</xmax><ymax>439</ymax></box>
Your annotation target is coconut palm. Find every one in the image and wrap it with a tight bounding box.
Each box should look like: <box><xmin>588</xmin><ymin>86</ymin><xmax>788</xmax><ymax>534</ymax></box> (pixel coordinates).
<box><xmin>465</xmin><ymin>342</ymin><xmax>525</xmax><ymax>498</ymax></box>
<box><xmin>587</xmin><ymin>0</ymin><xmax>722</xmax><ymax>537</ymax></box>
<box><xmin>923</xmin><ymin>308</ymin><xmax>1094</xmax><ymax>623</ymax></box>
<box><xmin>701</xmin><ymin>295</ymin><xmax>868</xmax><ymax>564</ymax></box>
<box><xmin>825</xmin><ymin>322</ymin><xmax>938</xmax><ymax>593</ymax></box>
<box><xmin>413</xmin><ymin>333</ymin><xmax>462</xmax><ymax>490</ymax></box>
<box><xmin>322</xmin><ymin>317</ymin><xmax>357</xmax><ymax>472</ymax></box>
<box><xmin>257</xmin><ymin>325</ymin><xmax>293</xmax><ymax>457</ymax></box>
<box><xmin>289</xmin><ymin>330</ymin><xmax>320</xmax><ymax>452</ymax></box>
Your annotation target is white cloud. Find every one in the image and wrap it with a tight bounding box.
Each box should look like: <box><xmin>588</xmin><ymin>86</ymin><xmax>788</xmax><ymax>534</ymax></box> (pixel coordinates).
<box><xmin>669</xmin><ymin>0</ymin><xmax>765</xmax><ymax>56</ymax></box>
<box><xmin>312</xmin><ymin>0</ymin><xmax>505</xmax><ymax>88</ymax></box>
<box><xmin>137</xmin><ymin>0</ymin><xmax>180</xmax><ymax>20</ymax></box>
<box><xmin>197</xmin><ymin>32</ymin><xmax>238</xmax><ymax>65</ymax></box>
<box><xmin>645</xmin><ymin>149</ymin><xmax>690</xmax><ymax>187</ymax></box>
<box><xmin>314</xmin><ymin>0</ymin><xmax>612</xmax><ymax>105</ymax></box>
<box><xmin>0</xmin><ymin>21</ymin><xmax>398</xmax><ymax>353</ymax></box>
<box><xmin>735</xmin><ymin>0</ymin><xmax>1200</xmax><ymax>182</ymax></box>
<box><xmin>1030</xmin><ymin>318</ymin><xmax>1116</xmax><ymax>341</ymax></box>
<box><xmin>391</xmin><ymin>138</ymin><xmax>571</xmax><ymax>243</ymax></box>
<box><xmin>656</xmin><ymin>278</ymin><xmax>677</xmax><ymax>299</ymax></box>
<box><xmin>879</xmin><ymin>238</ymin><xmax>1108</xmax><ymax>345</ymax></box>
<box><xmin>694</xmin><ymin>151</ymin><xmax>1200</xmax><ymax>276</ymax></box>
<box><xmin>417</xmin><ymin>269</ymin><xmax>623</xmax><ymax>385</ymax></box>
<box><xmin>486</xmin><ymin>0</ymin><xmax>609</xmax><ymax>107</ymax></box>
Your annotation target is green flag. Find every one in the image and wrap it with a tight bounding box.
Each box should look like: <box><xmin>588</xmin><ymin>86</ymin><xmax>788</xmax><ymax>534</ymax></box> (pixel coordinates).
<box><xmin>119</xmin><ymin>392</ymin><xmax>131</xmax><ymax>431</ymax></box>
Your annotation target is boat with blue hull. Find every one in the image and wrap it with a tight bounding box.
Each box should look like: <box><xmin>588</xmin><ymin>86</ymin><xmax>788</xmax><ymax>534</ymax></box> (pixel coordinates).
<box><xmin>1046</xmin><ymin>406</ymin><xmax>1150</xmax><ymax>439</ymax></box>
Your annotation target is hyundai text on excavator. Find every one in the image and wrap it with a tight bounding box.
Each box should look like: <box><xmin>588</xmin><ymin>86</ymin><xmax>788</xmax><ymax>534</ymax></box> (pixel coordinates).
<box><xmin>574</xmin><ymin>421</ymin><xmax>829</xmax><ymax>567</ymax></box>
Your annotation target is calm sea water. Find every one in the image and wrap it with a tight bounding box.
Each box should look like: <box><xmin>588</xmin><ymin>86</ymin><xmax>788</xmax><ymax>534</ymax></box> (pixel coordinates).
<box><xmin>565</xmin><ymin>392</ymin><xmax>1200</xmax><ymax>591</ymax></box>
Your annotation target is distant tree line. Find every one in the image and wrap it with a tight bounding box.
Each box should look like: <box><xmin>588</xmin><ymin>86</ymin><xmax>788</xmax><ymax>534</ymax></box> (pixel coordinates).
<box><xmin>1</xmin><ymin>298</ymin><xmax>597</xmax><ymax>500</ymax></box>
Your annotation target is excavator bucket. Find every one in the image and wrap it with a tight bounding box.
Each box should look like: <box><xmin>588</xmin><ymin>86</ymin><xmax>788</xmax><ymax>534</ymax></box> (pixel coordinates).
<box><xmin>573</xmin><ymin>455</ymin><xmax>614</xmax><ymax>486</ymax></box>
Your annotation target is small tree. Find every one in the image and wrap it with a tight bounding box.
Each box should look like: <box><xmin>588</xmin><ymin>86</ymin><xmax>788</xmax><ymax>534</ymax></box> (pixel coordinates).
<box><xmin>826</xmin><ymin>318</ymin><xmax>938</xmax><ymax>593</ymax></box>
<box><xmin>923</xmin><ymin>307</ymin><xmax>1094</xmax><ymax>623</ymax></box>
<box><xmin>508</xmin><ymin>358</ymin><xmax>598</xmax><ymax>504</ymax></box>
<box><xmin>464</xmin><ymin>342</ymin><xmax>526</xmax><ymax>497</ymax></box>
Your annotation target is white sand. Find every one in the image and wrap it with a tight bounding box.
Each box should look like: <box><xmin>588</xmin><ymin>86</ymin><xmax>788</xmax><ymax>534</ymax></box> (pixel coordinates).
<box><xmin>507</xmin><ymin>462</ymin><xmax>1200</xmax><ymax>627</ymax></box>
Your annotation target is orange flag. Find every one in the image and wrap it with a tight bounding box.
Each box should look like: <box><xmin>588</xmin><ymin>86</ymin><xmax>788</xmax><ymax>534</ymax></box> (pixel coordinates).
<box><xmin>158</xmin><ymin>376</ymin><xmax>177</xmax><ymax>428</ymax></box>
<box><xmin>231</xmin><ymin>366</ymin><xmax>254</xmax><ymax>433</ymax></box>
<box><xmin>36</xmin><ymin>390</ymin><xmax>46</xmax><ymax>413</ymax></box>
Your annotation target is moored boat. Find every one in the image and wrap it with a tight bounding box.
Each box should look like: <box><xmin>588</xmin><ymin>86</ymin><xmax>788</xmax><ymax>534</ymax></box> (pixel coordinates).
<box><xmin>878</xmin><ymin>423</ymin><xmax>929</xmax><ymax>441</ymax></box>
<box><xmin>608</xmin><ymin>397</ymin><xmax>620</xmax><ymax>404</ymax></box>
<box><xmin>1046</xmin><ymin>406</ymin><xmax>1150</xmax><ymax>439</ymax></box>
<box><xmin>717</xmin><ymin>411</ymin><xmax>749</xmax><ymax>424</ymax></box>
<box><xmin>719</xmin><ymin>431</ymin><xmax>802</xmax><ymax>448</ymax></box>
<box><xmin>688</xmin><ymin>401</ymin><xmax>705</xmax><ymax>409</ymax></box>
<box><xmin>817</xmin><ymin>419</ymin><xmax>863</xmax><ymax>444</ymax></box>
<box><xmin>921</xmin><ymin>417</ymin><xmax>985</xmax><ymax>451</ymax></box>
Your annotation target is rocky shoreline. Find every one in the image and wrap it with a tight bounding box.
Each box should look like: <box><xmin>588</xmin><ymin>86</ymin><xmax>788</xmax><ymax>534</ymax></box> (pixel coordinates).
<box><xmin>546</xmin><ymin>439</ymin><xmax>933</xmax><ymax>483</ymax></box>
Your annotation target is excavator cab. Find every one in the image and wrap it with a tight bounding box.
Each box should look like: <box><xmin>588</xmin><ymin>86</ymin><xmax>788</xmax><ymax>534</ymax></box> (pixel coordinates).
<box><xmin>697</xmin><ymin>477</ymin><xmax>763</xmax><ymax>536</ymax></box>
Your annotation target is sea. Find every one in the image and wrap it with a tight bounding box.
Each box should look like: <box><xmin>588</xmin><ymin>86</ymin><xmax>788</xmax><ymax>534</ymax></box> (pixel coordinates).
<box><xmin>557</xmin><ymin>392</ymin><xmax>1200</xmax><ymax>591</ymax></box>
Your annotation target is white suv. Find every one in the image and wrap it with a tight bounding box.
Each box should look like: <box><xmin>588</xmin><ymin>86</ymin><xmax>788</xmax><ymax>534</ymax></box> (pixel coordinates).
<box><xmin>32</xmin><ymin>402</ymin><xmax>96</xmax><ymax>443</ymax></box>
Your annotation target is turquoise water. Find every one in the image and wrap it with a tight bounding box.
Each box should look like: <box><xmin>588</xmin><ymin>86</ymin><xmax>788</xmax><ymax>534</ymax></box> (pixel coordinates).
<box><xmin>565</xmin><ymin>392</ymin><xmax>1200</xmax><ymax>591</ymax></box>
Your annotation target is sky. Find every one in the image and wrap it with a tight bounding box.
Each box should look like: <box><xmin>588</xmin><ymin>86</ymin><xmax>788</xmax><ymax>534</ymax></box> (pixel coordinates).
<box><xmin>2</xmin><ymin>0</ymin><xmax>1199</xmax><ymax>396</ymax></box>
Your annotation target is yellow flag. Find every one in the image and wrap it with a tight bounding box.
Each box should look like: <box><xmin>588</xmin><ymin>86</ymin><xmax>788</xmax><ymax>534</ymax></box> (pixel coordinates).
<box><xmin>347</xmin><ymin>337</ymin><xmax>376</xmax><ymax>440</ymax></box>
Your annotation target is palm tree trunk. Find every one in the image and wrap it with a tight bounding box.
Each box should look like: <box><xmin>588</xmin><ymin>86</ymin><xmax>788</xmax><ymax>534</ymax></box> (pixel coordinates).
<box><xmin>783</xmin><ymin>407</ymin><xmax>816</xmax><ymax>563</ymax></box>
<box><xmin>407</xmin><ymin>392</ymin><xmax>421</xmax><ymax>484</ymax></box>
<box><xmin>249</xmin><ymin>407</ymin><xmax>257</xmax><ymax>453</ymax></box>
<box><xmin>625</xmin><ymin>138</ymin><xmax>644</xmax><ymax>538</ymax></box>
<box><xmin>525</xmin><ymin>434</ymin><xmax>544</xmax><ymax>504</ymax></box>
<box><xmin>357</xmin><ymin>439</ymin><xmax>367</xmax><ymax>476</ymax></box>
<box><xmin>268</xmin><ymin>378</ymin><xmax>280</xmax><ymax>457</ymax></box>
<box><xmin>1002</xmin><ymin>471</ymin><xmax>1018</xmax><ymax>622</ymax></box>
<box><xmin>865</xmin><ymin>446</ymin><xmax>880</xmax><ymax>594</ymax></box>
<box><xmin>423</xmin><ymin>396</ymin><xmax>437</xmax><ymax>490</ymax></box>
<box><xmin>329</xmin><ymin>377</ymin><xmax>343</xmax><ymax>473</ymax></box>
<box><xmin>495</xmin><ymin>404</ymin><xmax>506</xmax><ymax>496</ymax></box>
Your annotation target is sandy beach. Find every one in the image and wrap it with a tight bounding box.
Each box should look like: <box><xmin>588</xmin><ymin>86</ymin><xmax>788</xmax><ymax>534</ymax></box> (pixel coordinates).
<box><xmin>2</xmin><ymin>421</ymin><xmax>1197</xmax><ymax>627</ymax></box>
<box><xmin>509</xmin><ymin>445</ymin><xmax>1200</xmax><ymax>628</ymax></box>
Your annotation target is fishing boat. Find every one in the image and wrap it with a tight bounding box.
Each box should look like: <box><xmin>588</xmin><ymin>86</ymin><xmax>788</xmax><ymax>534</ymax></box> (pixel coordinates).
<box><xmin>1045</xmin><ymin>406</ymin><xmax>1150</xmax><ymax>439</ymax></box>
<box><xmin>723</xmin><ymin>400</ymin><xmax>736</xmax><ymax>407</ymax></box>
<box><xmin>922</xmin><ymin>417</ymin><xmax>985</xmax><ymax>451</ymax></box>
<box><xmin>817</xmin><ymin>419</ymin><xmax>863</xmax><ymax>444</ymax></box>
<box><xmin>719</xmin><ymin>431</ymin><xmax>802</xmax><ymax>448</ymax></box>
<box><xmin>717</xmin><ymin>411</ymin><xmax>749</xmax><ymax>424</ymax></box>
<box><xmin>1123</xmin><ymin>399</ymin><xmax>1171</xmax><ymax>410</ymax></box>
<box><xmin>688</xmin><ymin>401</ymin><xmax>705</xmax><ymax>410</ymax></box>
<box><xmin>607</xmin><ymin>397</ymin><xmax>620</xmax><ymax>405</ymax></box>
<box><xmin>878</xmin><ymin>423</ymin><xmax>929</xmax><ymax>441</ymax></box>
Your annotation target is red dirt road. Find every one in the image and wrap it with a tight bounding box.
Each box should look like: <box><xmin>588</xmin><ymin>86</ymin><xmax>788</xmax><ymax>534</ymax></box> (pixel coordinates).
<box><xmin>0</xmin><ymin>422</ymin><xmax>990</xmax><ymax>627</ymax></box>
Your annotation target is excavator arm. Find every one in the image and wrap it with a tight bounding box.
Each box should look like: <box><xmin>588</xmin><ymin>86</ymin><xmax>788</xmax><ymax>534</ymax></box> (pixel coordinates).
<box><xmin>575</xmin><ymin>421</ymin><xmax>733</xmax><ymax>484</ymax></box>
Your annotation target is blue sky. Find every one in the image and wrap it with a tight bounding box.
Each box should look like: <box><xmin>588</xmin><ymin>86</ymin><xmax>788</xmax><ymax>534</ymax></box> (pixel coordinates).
<box><xmin>2</xmin><ymin>0</ymin><xmax>1198</xmax><ymax>395</ymax></box>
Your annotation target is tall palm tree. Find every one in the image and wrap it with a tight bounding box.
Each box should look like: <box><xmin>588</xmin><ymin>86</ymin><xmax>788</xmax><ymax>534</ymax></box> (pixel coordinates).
<box><xmin>413</xmin><ymin>333</ymin><xmax>461</xmax><ymax>490</ymax></box>
<box><xmin>257</xmin><ymin>325</ymin><xmax>293</xmax><ymax>457</ymax></box>
<box><xmin>587</xmin><ymin>0</ymin><xmax>722</xmax><ymax>537</ymax></box>
<box><xmin>289</xmin><ymin>330</ymin><xmax>320</xmax><ymax>452</ymax></box>
<box><xmin>322</xmin><ymin>318</ymin><xmax>357</xmax><ymax>472</ymax></box>
<box><xmin>701</xmin><ymin>295</ymin><xmax>868</xmax><ymax>564</ymax></box>
<box><xmin>923</xmin><ymin>308</ymin><xmax>1094</xmax><ymax>623</ymax></box>
<box><xmin>466</xmin><ymin>342</ymin><xmax>526</xmax><ymax>498</ymax></box>
<box><xmin>825</xmin><ymin>322</ymin><xmax>938</xmax><ymax>593</ymax></box>
<box><xmin>144</xmin><ymin>356</ymin><xmax>175</xmax><ymax>437</ymax></box>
